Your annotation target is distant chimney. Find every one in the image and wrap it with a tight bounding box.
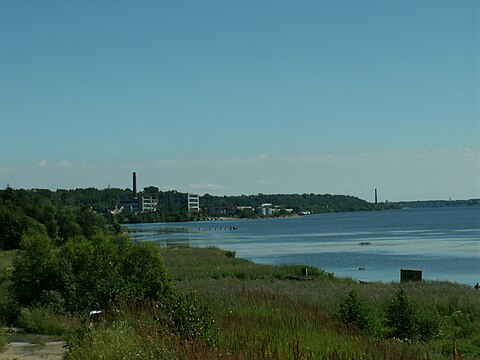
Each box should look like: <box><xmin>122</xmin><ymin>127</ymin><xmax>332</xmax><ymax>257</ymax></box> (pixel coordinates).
<box><xmin>375</xmin><ymin>188</ymin><xmax>378</xmax><ymax>204</ymax></box>
<box><xmin>133</xmin><ymin>172</ymin><xmax>137</xmax><ymax>197</ymax></box>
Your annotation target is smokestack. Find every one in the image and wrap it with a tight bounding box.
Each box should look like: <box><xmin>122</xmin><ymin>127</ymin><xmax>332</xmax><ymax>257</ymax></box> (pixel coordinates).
<box><xmin>133</xmin><ymin>172</ymin><xmax>137</xmax><ymax>198</ymax></box>
<box><xmin>375</xmin><ymin>188</ymin><xmax>378</xmax><ymax>204</ymax></box>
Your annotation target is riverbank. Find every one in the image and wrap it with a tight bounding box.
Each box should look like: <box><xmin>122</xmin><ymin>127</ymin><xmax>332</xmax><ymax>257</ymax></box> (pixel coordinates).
<box><xmin>126</xmin><ymin>207</ymin><xmax>480</xmax><ymax>286</ymax></box>
<box><xmin>2</xmin><ymin>247</ymin><xmax>479</xmax><ymax>359</ymax></box>
<box><xmin>162</xmin><ymin>247</ymin><xmax>479</xmax><ymax>359</ymax></box>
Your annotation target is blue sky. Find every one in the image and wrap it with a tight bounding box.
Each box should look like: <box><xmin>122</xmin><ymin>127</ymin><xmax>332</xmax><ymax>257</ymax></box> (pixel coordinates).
<box><xmin>1</xmin><ymin>1</ymin><xmax>479</xmax><ymax>201</ymax></box>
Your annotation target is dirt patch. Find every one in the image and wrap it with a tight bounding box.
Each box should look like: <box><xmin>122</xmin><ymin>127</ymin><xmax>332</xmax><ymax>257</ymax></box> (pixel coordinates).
<box><xmin>0</xmin><ymin>334</ymin><xmax>67</xmax><ymax>360</ymax></box>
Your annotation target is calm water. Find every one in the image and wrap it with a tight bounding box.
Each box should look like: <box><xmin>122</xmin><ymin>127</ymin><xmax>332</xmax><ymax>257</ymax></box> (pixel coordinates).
<box><xmin>126</xmin><ymin>207</ymin><xmax>480</xmax><ymax>286</ymax></box>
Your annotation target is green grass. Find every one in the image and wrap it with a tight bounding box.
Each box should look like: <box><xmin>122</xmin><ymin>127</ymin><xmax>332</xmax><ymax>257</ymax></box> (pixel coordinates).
<box><xmin>4</xmin><ymin>247</ymin><xmax>479</xmax><ymax>359</ymax></box>
<box><xmin>160</xmin><ymin>246</ymin><xmax>334</xmax><ymax>282</ymax></box>
<box><xmin>160</xmin><ymin>247</ymin><xmax>480</xmax><ymax>360</ymax></box>
<box><xmin>17</xmin><ymin>307</ymin><xmax>80</xmax><ymax>337</ymax></box>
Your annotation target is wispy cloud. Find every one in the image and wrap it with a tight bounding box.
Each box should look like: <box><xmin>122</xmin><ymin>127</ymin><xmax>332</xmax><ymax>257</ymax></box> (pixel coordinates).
<box><xmin>188</xmin><ymin>182</ymin><xmax>226</xmax><ymax>192</ymax></box>
<box><xmin>2</xmin><ymin>148</ymin><xmax>478</xmax><ymax>200</ymax></box>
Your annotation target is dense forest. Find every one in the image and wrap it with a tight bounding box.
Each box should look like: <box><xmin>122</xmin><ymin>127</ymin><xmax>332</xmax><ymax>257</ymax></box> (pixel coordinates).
<box><xmin>0</xmin><ymin>186</ymin><xmax>398</xmax><ymax>247</ymax></box>
<box><xmin>0</xmin><ymin>186</ymin><xmax>401</xmax><ymax>250</ymax></box>
<box><xmin>394</xmin><ymin>199</ymin><xmax>480</xmax><ymax>208</ymax></box>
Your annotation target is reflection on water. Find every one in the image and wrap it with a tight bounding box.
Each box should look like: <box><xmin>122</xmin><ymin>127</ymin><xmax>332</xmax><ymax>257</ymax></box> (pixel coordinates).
<box><xmin>125</xmin><ymin>207</ymin><xmax>480</xmax><ymax>285</ymax></box>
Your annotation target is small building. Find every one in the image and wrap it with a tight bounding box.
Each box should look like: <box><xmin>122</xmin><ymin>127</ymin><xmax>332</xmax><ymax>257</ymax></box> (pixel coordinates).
<box><xmin>400</xmin><ymin>269</ymin><xmax>422</xmax><ymax>282</ymax></box>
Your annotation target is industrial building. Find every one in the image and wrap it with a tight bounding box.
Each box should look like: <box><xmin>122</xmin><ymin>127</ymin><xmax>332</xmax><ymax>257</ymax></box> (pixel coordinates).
<box><xmin>165</xmin><ymin>190</ymin><xmax>200</xmax><ymax>213</ymax></box>
<box><xmin>119</xmin><ymin>172</ymin><xmax>199</xmax><ymax>214</ymax></box>
<box><xmin>120</xmin><ymin>172</ymin><xmax>158</xmax><ymax>214</ymax></box>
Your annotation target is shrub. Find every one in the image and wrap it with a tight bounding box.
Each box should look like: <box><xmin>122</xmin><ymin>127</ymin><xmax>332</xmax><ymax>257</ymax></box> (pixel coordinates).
<box><xmin>11</xmin><ymin>232</ymin><xmax>172</xmax><ymax>315</ymax></box>
<box><xmin>225</xmin><ymin>250</ymin><xmax>236</xmax><ymax>258</ymax></box>
<box><xmin>159</xmin><ymin>292</ymin><xmax>218</xmax><ymax>347</ymax></box>
<box><xmin>11</xmin><ymin>233</ymin><xmax>61</xmax><ymax>307</ymax></box>
<box><xmin>385</xmin><ymin>288</ymin><xmax>416</xmax><ymax>340</ymax></box>
<box><xmin>339</xmin><ymin>289</ymin><xmax>370</xmax><ymax>330</ymax></box>
<box><xmin>415</xmin><ymin>307</ymin><xmax>441</xmax><ymax>341</ymax></box>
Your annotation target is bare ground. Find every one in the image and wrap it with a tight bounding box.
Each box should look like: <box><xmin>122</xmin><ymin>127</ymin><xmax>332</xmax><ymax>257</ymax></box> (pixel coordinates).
<box><xmin>0</xmin><ymin>332</ymin><xmax>67</xmax><ymax>360</ymax></box>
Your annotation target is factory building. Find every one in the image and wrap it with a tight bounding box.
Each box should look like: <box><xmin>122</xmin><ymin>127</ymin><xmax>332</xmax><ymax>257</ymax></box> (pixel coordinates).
<box><xmin>165</xmin><ymin>190</ymin><xmax>200</xmax><ymax>213</ymax></box>
<box><xmin>120</xmin><ymin>172</ymin><xmax>158</xmax><ymax>214</ymax></box>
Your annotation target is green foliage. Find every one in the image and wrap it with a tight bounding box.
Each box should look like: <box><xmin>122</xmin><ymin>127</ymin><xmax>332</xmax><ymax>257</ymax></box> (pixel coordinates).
<box><xmin>120</xmin><ymin>241</ymin><xmax>171</xmax><ymax>300</ymax></box>
<box><xmin>0</xmin><ymin>251</ymin><xmax>19</xmax><ymax>324</ymax></box>
<box><xmin>67</xmin><ymin>299</ymin><xmax>218</xmax><ymax>360</ymax></box>
<box><xmin>415</xmin><ymin>307</ymin><xmax>441</xmax><ymax>341</ymax></box>
<box><xmin>11</xmin><ymin>232</ymin><xmax>172</xmax><ymax>314</ymax></box>
<box><xmin>385</xmin><ymin>288</ymin><xmax>416</xmax><ymax>340</ymax></box>
<box><xmin>225</xmin><ymin>250</ymin><xmax>236</xmax><ymax>258</ymax></box>
<box><xmin>160</xmin><ymin>247</ymin><xmax>333</xmax><ymax>282</ymax></box>
<box><xmin>201</xmin><ymin>192</ymin><xmax>396</xmax><ymax>217</ymax></box>
<box><xmin>163</xmin><ymin>292</ymin><xmax>218</xmax><ymax>346</ymax></box>
<box><xmin>57</xmin><ymin>206</ymin><xmax>107</xmax><ymax>242</ymax></box>
<box><xmin>339</xmin><ymin>290</ymin><xmax>370</xmax><ymax>330</ymax></box>
<box><xmin>0</xmin><ymin>205</ymin><xmax>46</xmax><ymax>250</ymax></box>
<box><xmin>0</xmin><ymin>327</ymin><xmax>6</xmax><ymax>351</ymax></box>
<box><xmin>17</xmin><ymin>306</ymin><xmax>78</xmax><ymax>336</ymax></box>
<box><xmin>11</xmin><ymin>233</ymin><xmax>61</xmax><ymax>307</ymax></box>
<box><xmin>385</xmin><ymin>288</ymin><xmax>441</xmax><ymax>342</ymax></box>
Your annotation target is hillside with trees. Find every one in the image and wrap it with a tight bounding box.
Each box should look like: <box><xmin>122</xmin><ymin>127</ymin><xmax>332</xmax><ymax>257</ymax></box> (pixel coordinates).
<box><xmin>0</xmin><ymin>186</ymin><xmax>396</xmax><ymax>241</ymax></box>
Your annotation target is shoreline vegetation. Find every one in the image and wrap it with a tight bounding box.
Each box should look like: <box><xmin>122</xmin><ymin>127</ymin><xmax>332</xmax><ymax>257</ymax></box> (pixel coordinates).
<box><xmin>1</xmin><ymin>246</ymin><xmax>479</xmax><ymax>359</ymax></box>
<box><xmin>1</xmin><ymin>187</ymin><xmax>479</xmax><ymax>358</ymax></box>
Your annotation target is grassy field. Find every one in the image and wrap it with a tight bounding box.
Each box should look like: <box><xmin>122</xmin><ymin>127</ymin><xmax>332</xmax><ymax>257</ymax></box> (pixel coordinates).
<box><xmin>159</xmin><ymin>247</ymin><xmax>480</xmax><ymax>360</ymax></box>
<box><xmin>2</xmin><ymin>247</ymin><xmax>479</xmax><ymax>359</ymax></box>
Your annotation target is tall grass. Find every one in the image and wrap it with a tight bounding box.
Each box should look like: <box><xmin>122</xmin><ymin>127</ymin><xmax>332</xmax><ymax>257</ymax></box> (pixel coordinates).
<box><xmin>17</xmin><ymin>307</ymin><xmax>80</xmax><ymax>337</ymax></box>
<box><xmin>30</xmin><ymin>247</ymin><xmax>480</xmax><ymax>359</ymax></box>
<box><xmin>162</xmin><ymin>247</ymin><xmax>480</xmax><ymax>360</ymax></box>
<box><xmin>160</xmin><ymin>246</ymin><xmax>334</xmax><ymax>282</ymax></box>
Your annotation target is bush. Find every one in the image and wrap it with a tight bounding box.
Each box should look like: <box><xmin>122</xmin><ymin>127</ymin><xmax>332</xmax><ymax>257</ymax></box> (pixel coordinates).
<box><xmin>385</xmin><ymin>288</ymin><xmax>416</xmax><ymax>340</ymax></box>
<box><xmin>415</xmin><ymin>308</ymin><xmax>441</xmax><ymax>341</ymax></box>
<box><xmin>339</xmin><ymin>289</ymin><xmax>370</xmax><ymax>330</ymax></box>
<box><xmin>12</xmin><ymin>232</ymin><xmax>172</xmax><ymax>315</ymax></box>
<box><xmin>161</xmin><ymin>292</ymin><xmax>218</xmax><ymax>347</ymax></box>
<box><xmin>11</xmin><ymin>233</ymin><xmax>60</xmax><ymax>307</ymax></box>
<box><xmin>385</xmin><ymin>288</ymin><xmax>442</xmax><ymax>342</ymax></box>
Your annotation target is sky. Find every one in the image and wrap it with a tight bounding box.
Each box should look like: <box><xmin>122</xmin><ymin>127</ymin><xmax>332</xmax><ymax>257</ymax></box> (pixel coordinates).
<box><xmin>1</xmin><ymin>0</ymin><xmax>479</xmax><ymax>202</ymax></box>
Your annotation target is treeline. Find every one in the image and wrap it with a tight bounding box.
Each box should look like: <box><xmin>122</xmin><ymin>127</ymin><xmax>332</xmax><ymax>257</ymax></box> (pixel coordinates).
<box><xmin>202</xmin><ymin>192</ymin><xmax>398</xmax><ymax>216</ymax></box>
<box><xmin>0</xmin><ymin>187</ymin><xmax>118</xmax><ymax>250</ymax></box>
<box><xmin>0</xmin><ymin>187</ymin><xmax>398</xmax><ymax>236</ymax></box>
<box><xmin>394</xmin><ymin>199</ymin><xmax>480</xmax><ymax>208</ymax></box>
<box><xmin>0</xmin><ymin>187</ymin><xmax>216</xmax><ymax>348</ymax></box>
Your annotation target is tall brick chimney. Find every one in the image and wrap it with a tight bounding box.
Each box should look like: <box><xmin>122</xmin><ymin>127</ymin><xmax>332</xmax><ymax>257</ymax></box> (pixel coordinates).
<box><xmin>133</xmin><ymin>172</ymin><xmax>137</xmax><ymax>198</ymax></box>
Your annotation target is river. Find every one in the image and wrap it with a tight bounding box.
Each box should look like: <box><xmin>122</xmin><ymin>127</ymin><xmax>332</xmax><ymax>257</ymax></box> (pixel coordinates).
<box><xmin>125</xmin><ymin>206</ymin><xmax>480</xmax><ymax>286</ymax></box>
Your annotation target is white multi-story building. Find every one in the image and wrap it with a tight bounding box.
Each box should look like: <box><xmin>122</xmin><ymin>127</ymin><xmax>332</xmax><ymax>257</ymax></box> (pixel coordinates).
<box><xmin>187</xmin><ymin>193</ymin><xmax>200</xmax><ymax>213</ymax></box>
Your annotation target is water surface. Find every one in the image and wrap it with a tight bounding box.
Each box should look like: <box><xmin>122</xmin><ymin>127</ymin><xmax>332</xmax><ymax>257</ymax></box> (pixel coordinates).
<box><xmin>126</xmin><ymin>207</ymin><xmax>480</xmax><ymax>285</ymax></box>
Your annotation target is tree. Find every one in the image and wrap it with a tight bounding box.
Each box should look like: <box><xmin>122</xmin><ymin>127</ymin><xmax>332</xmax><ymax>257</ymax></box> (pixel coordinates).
<box><xmin>385</xmin><ymin>288</ymin><xmax>416</xmax><ymax>340</ymax></box>
<box><xmin>12</xmin><ymin>231</ymin><xmax>173</xmax><ymax>314</ymax></box>
<box><xmin>11</xmin><ymin>233</ymin><xmax>60</xmax><ymax>306</ymax></box>
<box><xmin>0</xmin><ymin>206</ymin><xmax>46</xmax><ymax>250</ymax></box>
<box><xmin>57</xmin><ymin>207</ymin><xmax>82</xmax><ymax>241</ymax></box>
<box><xmin>339</xmin><ymin>290</ymin><xmax>370</xmax><ymax>330</ymax></box>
